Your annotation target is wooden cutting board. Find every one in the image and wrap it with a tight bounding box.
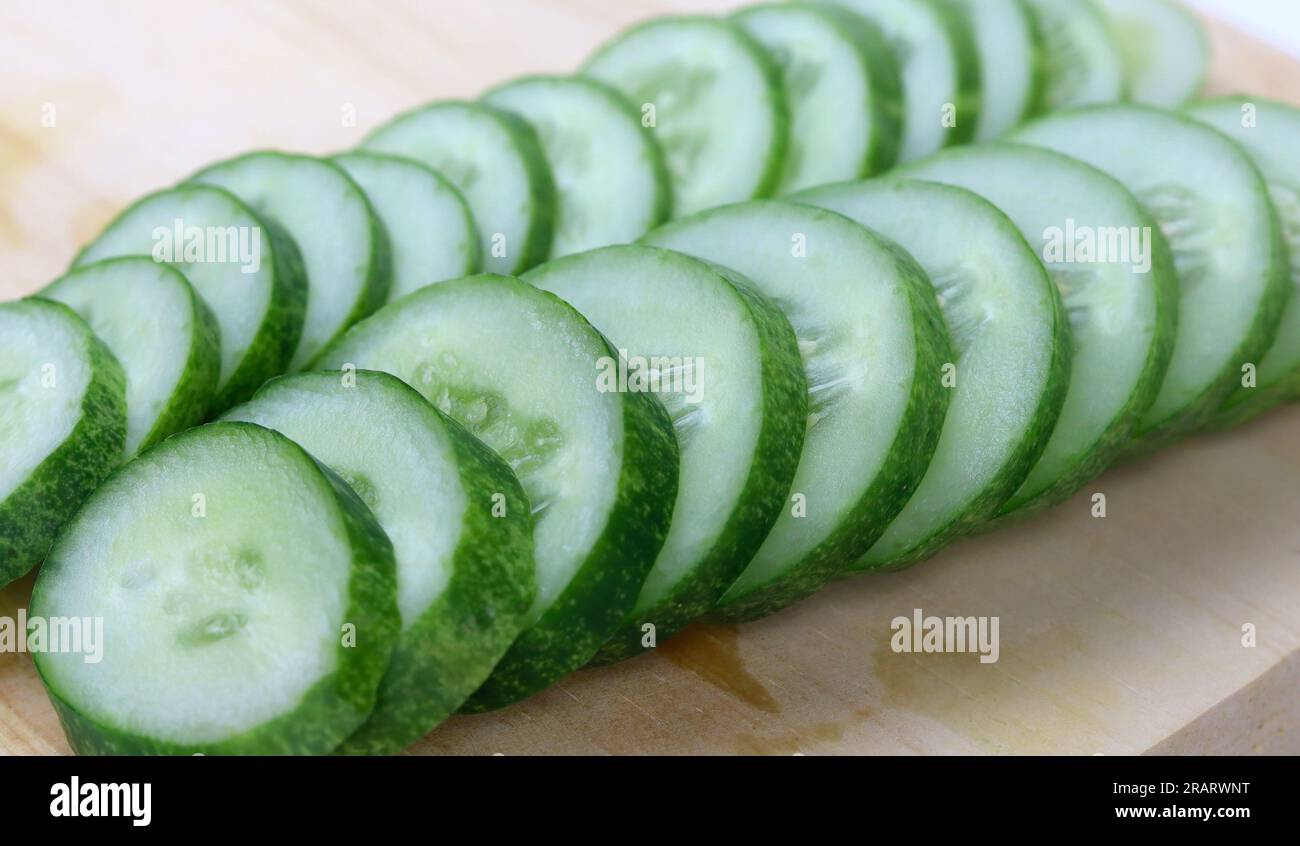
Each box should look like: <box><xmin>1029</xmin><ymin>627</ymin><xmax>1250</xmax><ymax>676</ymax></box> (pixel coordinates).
<box><xmin>1</xmin><ymin>1</ymin><xmax>1296</xmax><ymax>756</ymax></box>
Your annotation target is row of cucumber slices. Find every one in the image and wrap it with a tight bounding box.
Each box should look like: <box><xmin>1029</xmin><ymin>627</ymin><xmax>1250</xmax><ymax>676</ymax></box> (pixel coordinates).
<box><xmin>2</xmin><ymin>1</ymin><xmax>1296</xmax><ymax>755</ymax></box>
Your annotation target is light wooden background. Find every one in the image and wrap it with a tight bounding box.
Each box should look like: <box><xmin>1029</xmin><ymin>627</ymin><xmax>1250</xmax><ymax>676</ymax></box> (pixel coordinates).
<box><xmin>1</xmin><ymin>1</ymin><xmax>1297</xmax><ymax>755</ymax></box>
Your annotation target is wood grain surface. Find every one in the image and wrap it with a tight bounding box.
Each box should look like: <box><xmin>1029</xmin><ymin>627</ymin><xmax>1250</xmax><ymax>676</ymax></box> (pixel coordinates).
<box><xmin>0</xmin><ymin>1</ymin><xmax>1297</xmax><ymax>755</ymax></box>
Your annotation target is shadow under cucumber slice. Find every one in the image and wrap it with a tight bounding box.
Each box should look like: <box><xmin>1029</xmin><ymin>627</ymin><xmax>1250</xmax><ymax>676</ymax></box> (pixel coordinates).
<box><xmin>42</xmin><ymin>257</ymin><xmax>220</xmax><ymax>458</ymax></box>
<box><xmin>223</xmin><ymin>370</ymin><xmax>535</xmax><ymax>753</ymax></box>
<box><xmin>525</xmin><ymin>245</ymin><xmax>807</xmax><ymax>663</ymax></box>
<box><xmin>903</xmin><ymin>142</ymin><xmax>1178</xmax><ymax>516</ymax></box>
<box><xmin>30</xmin><ymin>422</ymin><xmax>399</xmax><ymax>755</ymax></box>
<box><xmin>794</xmin><ymin>178</ymin><xmax>1069</xmax><ymax>567</ymax></box>
<box><xmin>362</xmin><ymin>101</ymin><xmax>556</xmax><ymax>276</ymax></box>
<box><xmin>0</xmin><ymin>299</ymin><xmax>126</xmax><ymax>587</ymax></box>
<box><xmin>1011</xmin><ymin>105</ymin><xmax>1289</xmax><ymax>452</ymax></box>
<box><xmin>644</xmin><ymin>201</ymin><xmax>951</xmax><ymax>620</ymax></box>
<box><xmin>319</xmin><ymin>274</ymin><xmax>678</xmax><ymax>710</ymax></box>
<box><xmin>74</xmin><ymin>183</ymin><xmax>307</xmax><ymax>410</ymax></box>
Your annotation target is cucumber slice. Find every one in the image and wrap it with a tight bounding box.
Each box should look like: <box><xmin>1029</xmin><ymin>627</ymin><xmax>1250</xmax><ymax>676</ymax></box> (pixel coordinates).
<box><xmin>29</xmin><ymin>422</ymin><xmax>399</xmax><ymax>755</ymax></box>
<box><xmin>793</xmin><ymin>179</ymin><xmax>1069</xmax><ymax>567</ymax></box>
<box><xmin>824</xmin><ymin>0</ymin><xmax>982</xmax><ymax>160</ymax></box>
<box><xmin>332</xmin><ymin>152</ymin><xmax>481</xmax><ymax>303</ymax></box>
<box><xmin>732</xmin><ymin>2</ymin><xmax>904</xmax><ymax>190</ymax></box>
<box><xmin>222</xmin><ymin>371</ymin><xmax>534</xmax><ymax>754</ymax></box>
<box><xmin>1022</xmin><ymin>0</ymin><xmax>1126</xmax><ymax>108</ymax></box>
<box><xmin>956</xmin><ymin>0</ymin><xmax>1045</xmax><ymax>139</ymax></box>
<box><xmin>319</xmin><ymin>274</ymin><xmax>678</xmax><ymax>709</ymax></box>
<box><xmin>904</xmin><ymin>143</ymin><xmax>1177</xmax><ymax>513</ymax></box>
<box><xmin>482</xmin><ymin>75</ymin><xmax>672</xmax><ymax>257</ymax></box>
<box><xmin>41</xmin><ymin>257</ymin><xmax>220</xmax><ymax>457</ymax></box>
<box><xmin>191</xmin><ymin>151</ymin><xmax>390</xmax><ymax>372</ymax></box>
<box><xmin>362</xmin><ymin>101</ymin><xmax>556</xmax><ymax>275</ymax></box>
<box><xmin>1012</xmin><ymin>105</ymin><xmax>1289</xmax><ymax>448</ymax></box>
<box><xmin>644</xmin><ymin>201</ymin><xmax>951</xmax><ymax>619</ymax></box>
<box><xmin>74</xmin><ymin>183</ymin><xmax>307</xmax><ymax>409</ymax></box>
<box><xmin>1186</xmin><ymin>97</ymin><xmax>1300</xmax><ymax>425</ymax></box>
<box><xmin>524</xmin><ymin>246</ymin><xmax>807</xmax><ymax>662</ymax></box>
<box><xmin>1095</xmin><ymin>0</ymin><xmax>1207</xmax><ymax>107</ymax></box>
<box><xmin>582</xmin><ymin>16</ymin><xmax>789</xmax><ymax>216</ymax></box>
<box><xmin>0</xmin><ymin>299</ymin><xmax>126</xmax><ymax>587</ymax></box>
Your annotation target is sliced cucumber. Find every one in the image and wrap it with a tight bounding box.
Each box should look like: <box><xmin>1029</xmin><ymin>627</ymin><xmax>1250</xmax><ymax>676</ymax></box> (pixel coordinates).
<box><xmin>956</xmin><ymin>0</ymin><xmax>1044</xmax><ymax>139</ymax></box>
<box><xmin>732</xmin><ymin>2</ymin><xmax>904</xmax><ymax>191</ymax></box>
<box><xmin>42</xmin><ymin>257</ymin><xmax>220</xmax><ymax>457</ymax></box>
<box><xmin>794</xmin><ymin>179</ymin><xmax>1069</xmax><ymax>566</ymax></box>
<box><xmin>0</xmin><ymin>299</ymin><xmax>126</xmax><ymax>587</ymax></box>
<box><xmin>319</xmin><ymin>274</ymin><xmax>678</xmax><ymax>708</ymax></box>
<box><xmin>74</xmin><ymin>183</ymin><xmax>307</xmax><ymax>409</ymax></box>
<box><xmin>482</xmin><ymin>75</ymin><xmax>672</xmax><ymax>257</ymax></box>
<box><xmin>1186</xmin><ymin>97</ymin><xmax>1300</xmax><ymax>425</ymax></box>
<box><xmin>1095</xmin><ymin>0</ymin><xmax>1207</xmax><ymax>107</ymax></box>
<box><xmin>332</xmin><ymin>151</ymin><xmax>481</xmax><ymax>303</ymax></box>
<box><xmin>644</xmin><ymin>201</ymin><xmax>951</xmax><ymax>619</ymax></box>
<box><xmin>190</xmin><ymin>151</ymin><xmax>390</xmax><ymax>372</ymax></box>
<box><xmin>904</xmin><ymin>143</ymin><xmax>1177</xmax><ymax>513</ymax></box>
<box><xmin>362</xmin><ymin>101</ymin><xmax>556</xmax><ymax>275</ymax></box>
<box><xmin>824</xmin><ymin>0</ymin><xmax>982</xmax><ymax>160</ymax></box>
<box><xmin>524</xmin><ymin>245</ymin><xmax>807</xmax><ymax>662</ymax></box>
<box><xmin>1023</xmin><ymin>0</ymin><xmax>1126</xmax><ymax>108</ymax></box>
<box><xmin>222</xmin><ymin>371</ymin><xmax>534</xmax><ymax>754</ymax></box>
<box><xmin>582</xmin><ymin>16</ymin><xmax>788</xmax><ymax>216</ymax></box>
<box><xmin>30</xmin><ymin>422</ymin><xmax>399</xmax><ymax>755</ymax></box>
<box><xmin>1012</xmin><ymin>105</ymin><xmax>1289</xmax><ymax>448</ymax></box>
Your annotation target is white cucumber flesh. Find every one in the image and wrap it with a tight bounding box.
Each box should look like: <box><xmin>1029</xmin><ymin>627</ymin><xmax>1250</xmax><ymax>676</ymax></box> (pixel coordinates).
<box><xmin>332</xmin><ymin>151</ymin><xmax>481</xmax><ymax>303</ymax></box>
<box><xmin>222</xmin><ymin>371</ymin><xmax>535</xmax><ymax>753</ymax></box>
<box><xmin>41</xmin><ymin>257</ymin><xmax>220</xmax><ymax>457</ymax></box>
<box><xmin>319</xmin><ymin>274</ymin><xmax>678</xmax><ymax>709</ymax></box>
<box><xmin>191</xmin><ymin>151</ymin><xmax>390</xmax><ymax>372</ymax></box>
<box><xmin>644</xmin><ymin>201</ymin><xmax>951</xmax><ymax>618</ymax></box>
<box><xmin>483</xmin><ymin>75</ymin><xmax>672</xmax><ymax>257</ymax></box>
<box><xmin>583</xmin><ymin>16</ymin><xmax>789</xmax><ymax>216</ymax></box>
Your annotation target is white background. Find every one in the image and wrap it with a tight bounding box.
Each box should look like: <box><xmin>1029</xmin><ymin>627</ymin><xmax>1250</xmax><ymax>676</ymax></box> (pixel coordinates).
<box><xmin>1188</xmin><ymin>0</ymin><xmax>1300</xmax><ymax>57</ymax></box>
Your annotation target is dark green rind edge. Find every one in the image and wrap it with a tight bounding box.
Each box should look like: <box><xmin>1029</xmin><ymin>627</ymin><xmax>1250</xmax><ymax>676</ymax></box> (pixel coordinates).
<box><xmin>188</xmin><ymin>151</ymin><xmax>389</xmax><ymax>374</ymax></box>
<box><xmin>462</xmin><ymin>304</ymin><xmax>679</xmax><ymax>709</ymax></box>
<box><xmin>0</xmin><ymin>300</ymin><xmax>126</xmax><ymax>587</ymax></box>
<box><xmin>332</xmin><ymin>150</ymin><xmax>485</xmax><ymax>283</ymax></box>
<box><xmin>1187</xmin><ymin>95</ymin><xmax>1300</xmax><ymax>425</ymax></box>
<box><xmin>581</xmin><ymin>15</ymin><xmax>791</xmax><ymax>205</ymax></box>
<box><xmin>791</xmin><ymin>178</ymin><xmax>1069</xmax><ymax>568</ymax></box>
<box><xmin>894</xmin><ymin>142</ymin><xmax>1179</xmax><ymax>503</ymax></box>
<box><xmin>278</xmin><ymin>372</ymin><xmax>535</xmax><ymax>754</ymax></box>
<box><xmin>925</xmin><ymin>0</ymin><xmax>983</xmax><ymax>146</ymax></box>
<box><xmin>71</xmin><ymin>182</ymin><xmax>308</xmax><ymax>412</ymax></box>
<box><xmin>32</xmin><ymin>421</ymin><xmax>399</xmax><ymax>755</ymax></box>
<box><xmin>529</xmin><ymin>252</ymin><xmax>809</xmax><ymax>666</ymax></box>
<box><xmin>1014</xmin><ymin>0</ymin><xmax>1053</xmax><ymax>121</ymax></box>
<box><xmin>362</xmin><ymin>101</ymin><xmax>557</xmax><ymax>275</ymax></box>
<box><xmin>732</xmin><ymin>3</ymin><xmax>904</xmax><ymax>181</ymax></box>
<box><xmin>691</xmin><ymin>211</ymin><xmax>954</xmax><ymax>621</ymax></box>
<box><xmin>482</xmin><ymin>74</ymin><xmax>675</xmax><ymax>243</ymax></box>
<box><xmin>41</xmin><ymin>257</ymin><xmax>222</xmax><ymax>455</ymax></box>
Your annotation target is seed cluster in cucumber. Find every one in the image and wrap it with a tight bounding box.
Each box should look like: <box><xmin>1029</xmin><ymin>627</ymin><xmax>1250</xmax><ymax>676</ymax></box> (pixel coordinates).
<box><xmin>7</xmin><ymin>1</ymin><xmax>1294</xmax><ymax>756</ymax></box>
